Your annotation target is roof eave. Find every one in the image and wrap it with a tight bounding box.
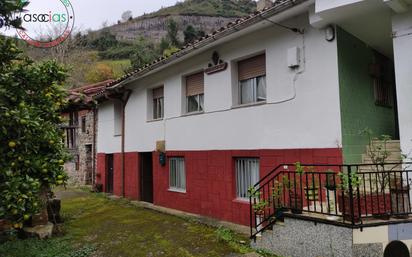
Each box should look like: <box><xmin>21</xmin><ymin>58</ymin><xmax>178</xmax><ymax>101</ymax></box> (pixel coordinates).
<box><xmin>98</xmin><ymin>0</ymin><xmax>312</xmax><ymax>100</ymax></box>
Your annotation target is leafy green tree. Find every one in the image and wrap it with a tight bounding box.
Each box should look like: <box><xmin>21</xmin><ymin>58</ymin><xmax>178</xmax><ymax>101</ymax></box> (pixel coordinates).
<box><xmin>0</xmin><ymin>0</ymin><xmax>28</xmax><ymax>29</ymax></box>
<box><xmin>85</xmin><ymin>63</ymin><xmax>114</xmax><ymax>83</ymax></box>
<box><xmin>129</xmin><ymin>37</ymin><xmax>157</xmax><ymax>70</ymax></box>
<box><xmin>163</xmin><ymin>46</ymin><xmax>180</xmax><ymax>57</ymax></box>
<box><xmin>183</xmin><ymin>25</ymin><xmax>205</xmax><ymax>45</ymax></box>
<box><xmin>0</xmin><ymin>36</ymin><xmax>69</xmax><ymax>229</ymax></box>
<box><xmin>166</xmin><ymin>19</ymin><xmax>181</xmax><ymax>48</ymax></box>
<box><xmin>158</xmin><ymin>37</ymin><xmax>171</xmax><ymax>55</ymax></box>
<box><xmin>89</xmin><ymin>30</ymin><xmax>118</xmax><ymax>51</ymax></box>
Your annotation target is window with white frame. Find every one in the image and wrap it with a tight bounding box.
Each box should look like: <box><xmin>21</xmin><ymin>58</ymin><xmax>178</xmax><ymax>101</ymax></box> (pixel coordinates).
<box><xmin>169</xmin><ymin>157</ymin><xmax>186</xmax><ymax>191</ymax></box>
<box><xmin>152</xmin><ymin>86</ymin><xmax>164</xmax><ymax>119</ymax></box>
<box><xmin>238</xmin><ymin>54</ymin><xmax>266</xmax><ymax>105</ymax></box>
<box><xmin>235</xmin><ymin>158</ymin><xmax>260</xmax><ymax>199</ymax></box>
<box><xmin>186</xmin><ymin>72</ymin><xmax>204</xmax><ymax>113</ymax></box>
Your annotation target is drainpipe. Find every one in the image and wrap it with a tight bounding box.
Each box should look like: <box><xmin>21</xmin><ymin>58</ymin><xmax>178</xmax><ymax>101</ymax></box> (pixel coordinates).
<box><xmin>120</xmin><ymin>90</ymin><xmax>132</xmax><ymax>197</ymax></box>
<box><xmin>92</xmin><ymin>107</ymin><xmax>97</xmax><ymax>186</ymax></box>
<box><xmin>105</xmin><ymin>89</ymin><xmax>132</xmax><ymax>197</ymax></box>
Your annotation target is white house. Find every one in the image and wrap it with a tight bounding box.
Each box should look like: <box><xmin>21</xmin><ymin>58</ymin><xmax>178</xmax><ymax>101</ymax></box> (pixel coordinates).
<box><xmin>94</xmin><ymin>0</ymin><xmax>412</xmax><ymax>256</ymax></box>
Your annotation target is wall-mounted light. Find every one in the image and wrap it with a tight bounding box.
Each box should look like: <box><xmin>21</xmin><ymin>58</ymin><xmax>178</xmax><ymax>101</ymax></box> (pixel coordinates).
<box><xmin>159</xmin><ymin>152</ymin><xmax>166</xmax><ymax>167</ymax></box>
<box><xmin>325</xmin><ymin>25</ymin><xmax>335</xmax><ymax>42</ymax></box>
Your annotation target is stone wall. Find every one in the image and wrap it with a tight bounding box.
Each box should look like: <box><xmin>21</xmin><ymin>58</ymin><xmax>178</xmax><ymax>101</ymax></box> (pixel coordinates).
<box><xmin>253</xmin><ymin>217</ymin><xmax>412</xmax><ymax>257</ymax></box>
<box><xmin>253</xmin><ymin>218</ymin><xmax>353</xmax><ymax>257</ymax></box>
<box><xmin>64</xmin><ymin>109</ymin><xmax>96</xmax><ymax>185</ymax></box>
<box><xmin>104</xmin><ymin>15</ymin><xmax>238</xmax><ymax>42</ymax></box>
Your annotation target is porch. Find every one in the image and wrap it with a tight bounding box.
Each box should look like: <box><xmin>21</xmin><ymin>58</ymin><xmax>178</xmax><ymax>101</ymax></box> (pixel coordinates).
<box><xmin>250</xmin><ymin>163</ymin><xmax>412</xmax><ymax>257</ymax></box>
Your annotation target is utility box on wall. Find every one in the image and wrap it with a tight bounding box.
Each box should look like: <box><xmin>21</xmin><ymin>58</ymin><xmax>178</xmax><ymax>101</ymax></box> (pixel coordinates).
<box><xmin>287</xmin><ymin>46</ymin><xmax>301</xmax><ymax>68</ymax></box>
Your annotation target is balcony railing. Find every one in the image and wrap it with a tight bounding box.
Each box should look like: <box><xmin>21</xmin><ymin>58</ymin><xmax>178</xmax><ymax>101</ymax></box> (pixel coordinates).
<box><xmin>249</xmin><ymin>163</ymin><xmax>412</xmax><ymax>239</ymax></box>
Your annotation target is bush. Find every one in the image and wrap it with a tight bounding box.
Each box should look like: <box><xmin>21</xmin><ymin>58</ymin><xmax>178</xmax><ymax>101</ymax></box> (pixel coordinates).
<box><xmin>0</xmin><ymin>237</ymin><xmax>96</xmax><ymax>257</ymax></box>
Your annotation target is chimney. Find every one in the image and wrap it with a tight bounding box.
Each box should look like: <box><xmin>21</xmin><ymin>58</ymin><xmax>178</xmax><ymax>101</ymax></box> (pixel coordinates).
<box><xmin>257</xmin><ymin>0</ymin><xmax>273</xmax><ymax>12</ymax></box>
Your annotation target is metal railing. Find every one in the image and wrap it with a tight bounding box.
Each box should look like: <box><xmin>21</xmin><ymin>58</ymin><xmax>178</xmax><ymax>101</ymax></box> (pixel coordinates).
<box><xmin>249</xmin><ymin>163</ymin><xmax>412</xmax><ymax>239</ymax></box>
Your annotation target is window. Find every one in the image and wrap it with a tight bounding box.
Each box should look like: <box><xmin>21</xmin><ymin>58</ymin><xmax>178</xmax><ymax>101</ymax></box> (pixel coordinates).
<box><xmin>153</xmin><ymin>86</ymin><xmax>164</xmax><ymax>119</ymax></box>
<box><xmin>186</xmin><ymin>72</ymin><xmax>204</xmax><ymax>113</ymax></box>
<box><xmin>238</xmin><ymin>54</ymin><xmax>266</xmax><ymax>104</ymax></box>
<box><xmin>114</xmin><ymin>101</ymin><xmax>122</xmax><ymax>136</ymax></box>
<box><xmin>235</xmin><ymin>158</ymin><xmax>260</xmax><ymax>199</ymax></box>
<box><xmin>169</xmin><ymin>157</ymin><xmax>186</xmax><ymax>191</ymax></box>
<box><xmin>69</xmin><ymin>111</ymin><xmax>78</xmax><ymax>126</ymax></box>
<box><xmin>81</xmin><ymin>116</ymin><xmax>86</xmax><ymax>133</ymax></box>
<box><xmin>374</xmin><ymin>79</ymin><xmax>392</xmax><ymax>107</ymax></box>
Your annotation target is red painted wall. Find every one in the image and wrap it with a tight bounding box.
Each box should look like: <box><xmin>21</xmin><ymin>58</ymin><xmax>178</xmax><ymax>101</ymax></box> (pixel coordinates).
<box><xmin>96</xmin><ymin>153</ymin><xmax>106</xmax><ymax>191</ymax></box>
<box><xmin>96</xmin><ymin>152</ymin><xmax>139</xmax><ymax>200</ymax></box>
<box><xmin>153</xmin><ymin>148</ymin><xmax>343</xmax><ymax>226</ymax></box>
<box><xmin>124</xmin><ymin>152</ymin><xmax>139</xmax><ymax>200</ymax></box>
<box><xmin>113</xmin><ymin>153</ymin><xmax>122</xmax><ymax>196</ymax></box>
<box><xmin>97</xmin><ymin>148</ymin><xmax>343</xmax><ymax>225</ymax></box>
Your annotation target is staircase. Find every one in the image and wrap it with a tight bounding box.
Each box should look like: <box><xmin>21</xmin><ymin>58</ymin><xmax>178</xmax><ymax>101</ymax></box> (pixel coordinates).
<box><xmin>359</xmin><ymin>140</ymin><xmax>402</xmax><ymax>172</ymax></box>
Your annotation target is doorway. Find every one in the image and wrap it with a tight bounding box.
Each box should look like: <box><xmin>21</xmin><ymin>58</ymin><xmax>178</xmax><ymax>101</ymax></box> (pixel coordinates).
<box><xmin>106</xmin><ymin>154</ymin><xmax>114</xmax><ymax>194</ymax></box>
<box><xmin>85</xmin><ymin>144</ymin><xmax>93</xmax><ymax>185</ymax></box>
<box><xmin>140</xmin><ymin>152</ymin><xmax>154</xmax><ymax>203</ymax></box>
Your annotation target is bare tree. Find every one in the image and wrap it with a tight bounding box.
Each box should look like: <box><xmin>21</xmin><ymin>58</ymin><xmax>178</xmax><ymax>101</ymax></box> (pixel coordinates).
<box><xmin>121</xmin><ymin>10</ymin><xmax>133</xmax><ymax>22</ymax></box>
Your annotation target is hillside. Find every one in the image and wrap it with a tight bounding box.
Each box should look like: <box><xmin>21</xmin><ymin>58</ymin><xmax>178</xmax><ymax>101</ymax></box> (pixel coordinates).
<box><xmin>22</xmin><ymin>0</ymin><xmax>258</xmax><ymax>88</ymax></box>
<box><xmin>145</xmin><ymin>0</ymin><xmax>257</xmax><ymax>18</ymax></box>
<box><xmin>99</xmin><ymin>0</ymin><xmax>257</xmax><ymax>43</ymax></box>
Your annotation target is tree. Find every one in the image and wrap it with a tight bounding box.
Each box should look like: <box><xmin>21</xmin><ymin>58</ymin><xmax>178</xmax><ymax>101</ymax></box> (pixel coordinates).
<box><xmin>0</xmin><ymin>36</ymin><xmax>69</xmax><ymax>229</ymax></box>
<box><xmin>0</xmin><ymin>0</ymin><xmax>28</xmax><ymax>29</ymax></box>
<box><xmin>183</xmin><ymin>25</ymin><xmax>205</xmax><ymax>45</ymax></box>
<box><xmin>90</xmin><ymin>30</ymin><xmax>118</xmax><ymax>51</ymax></box>
<box><xmin>130</xmin><ymin>37</ymin><xmax>157</xmax><ymax>70</ymax></box>
<box><xmin>166</xmin><ymin>19</ymin><xmax>180</xmax><ymax>48</ymax></box>
<box><xmin>158</xmin><ymin>37</ymin><xmax>171</xmax><ymax>55</ymax></box>
<box><xmin>121</xmin><ymin>10</ymin><xmax>133</xmax><ymax>22</ymax></box>
<box><xmin>85</xmin><ymin>63</ymin><xmax>114</xmax><ymax>83</ymax></box>
<box><xmin>183</xmin><ymin>25</ymin><xmax>197</xmax><ymax>45</ymax></box>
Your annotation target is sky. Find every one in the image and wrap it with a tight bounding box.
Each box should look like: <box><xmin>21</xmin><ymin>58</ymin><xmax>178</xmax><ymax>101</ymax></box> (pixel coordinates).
<box><xmin>1</xmin><ymin>0</ymin><xmax>180</xmax><ymax>36</ymax></box>
<box><xmin>65</xmin><ymin>0</ymin><xmax>180</xmax><ymax>30</ymax></box>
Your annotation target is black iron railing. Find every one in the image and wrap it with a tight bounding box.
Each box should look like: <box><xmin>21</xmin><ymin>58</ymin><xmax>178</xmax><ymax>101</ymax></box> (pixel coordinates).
<box><xmin>249</xmin><ymin>163</ymin><xmax>412</xmax><ymax>239</ymax></box>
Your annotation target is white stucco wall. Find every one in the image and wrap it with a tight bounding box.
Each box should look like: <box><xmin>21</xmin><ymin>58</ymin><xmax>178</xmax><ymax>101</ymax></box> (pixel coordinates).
<box><xmin>97</xmin><ymin>101</ymin><xmax>121</xmax><ymax>153</ymax></box>
<box><xmin>393</xmin><ymin>9</ymin><xmax>412</xmax><ymax>160</ymax></box>
<box><xmin>315</xmin><ymin>0</ymin><xmax>363</xmax><ymax>13</ymax></box>
<box><xmin>97</xmin><ymin>13</ymin><xmax>342</xmax><ymax>153</ymax></box>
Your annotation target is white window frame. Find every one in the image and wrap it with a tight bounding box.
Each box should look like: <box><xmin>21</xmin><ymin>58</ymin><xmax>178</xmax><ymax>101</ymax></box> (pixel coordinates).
<box><xmin>235</xmin><ymin>158</ymin><xmax>260</xmax><ymax>200</ymax></box>
<box><xmin>239</xmin><ymin>75</ymin><xmax>266</xmax><ymax>105</ymax></box>
<box><xmin>153</xmin><ymin>96</ymin><xmax>164</xmax><ymax>120</ymax></box>
<box><xmin>186</xmin><ymin>93</ymin><xmax>204</xmax><ymax>113</ymax></box>
<box><xmin>169</xmin><ymin>157</ymin><xmax>186</xmax><ymax>192</ymax></box>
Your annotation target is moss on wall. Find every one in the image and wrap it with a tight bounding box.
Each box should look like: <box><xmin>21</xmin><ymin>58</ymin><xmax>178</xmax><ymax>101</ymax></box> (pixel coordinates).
<box><xmin>337</xmin><ymin>27</ymin><xmax>397</xmax><ymax>164</ymax></box>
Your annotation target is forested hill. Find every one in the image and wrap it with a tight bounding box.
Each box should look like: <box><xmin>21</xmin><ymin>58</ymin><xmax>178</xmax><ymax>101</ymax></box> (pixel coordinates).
<box><xmin>21</xmin><ymin>0</ymin><xmax>257</xmax><ymax>88</ymax></box>
<box><xmin>145</xmin><ymin>0</ymin><xmax>257</xmax><ymax>18</ymax></box>
<box><xmin>97</xmin><ymin>0</ymin><xmax>257</xmax><ymax>43</ymax></box>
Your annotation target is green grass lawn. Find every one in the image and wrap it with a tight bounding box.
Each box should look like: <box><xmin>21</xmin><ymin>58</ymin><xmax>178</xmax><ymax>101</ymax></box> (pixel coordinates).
<box><xmin>0</xmin><ymin>189</ymin><xmax>273</xmax><ymax>257</ymax></box>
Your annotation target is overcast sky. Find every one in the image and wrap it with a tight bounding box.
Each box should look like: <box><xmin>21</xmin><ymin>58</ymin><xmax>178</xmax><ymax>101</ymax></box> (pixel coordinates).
<box><xmin>1</xmin><ymin>0</ymin><xmax>180</xmax><ymax>36</ymax></box>
<box><xmin>68</xmin><ymin>0</ymin><xmax>180</xmax><ymax>30</ymax></box>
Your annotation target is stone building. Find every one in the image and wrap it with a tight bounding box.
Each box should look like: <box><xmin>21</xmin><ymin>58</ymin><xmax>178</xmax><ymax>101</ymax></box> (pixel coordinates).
<box><xmin>62</xmin><ymin>80</ymin><xmax>113</xmax><ymax>185</ymax></box>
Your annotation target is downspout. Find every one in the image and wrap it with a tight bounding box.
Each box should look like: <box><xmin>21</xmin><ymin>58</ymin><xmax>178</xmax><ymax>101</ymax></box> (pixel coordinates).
<box><xmin>121</xmin><ymin>90</ymin><xmax>132</xmax><ymax>197</ymax></box>
<box><xmin>92</xmin><ymin>107</ymin><xmax>97</xmax><ymax>186</ymax></box>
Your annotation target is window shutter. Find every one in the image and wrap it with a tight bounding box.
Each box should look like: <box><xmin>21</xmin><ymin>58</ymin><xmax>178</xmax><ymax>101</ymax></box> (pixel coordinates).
<box><xmin>238</xmin><ymin>54</ymin><xmax>266</xmax><ymax>81</ymax></box>
<box><xmin>186</xmin><ymin>72</ymin><xmax>204</xmax><ymax>96</ymax></box>
<box><xmin>153</xmin><ymin>86</ymin><xmax>164</xmax><ymax>99</ymax></box>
